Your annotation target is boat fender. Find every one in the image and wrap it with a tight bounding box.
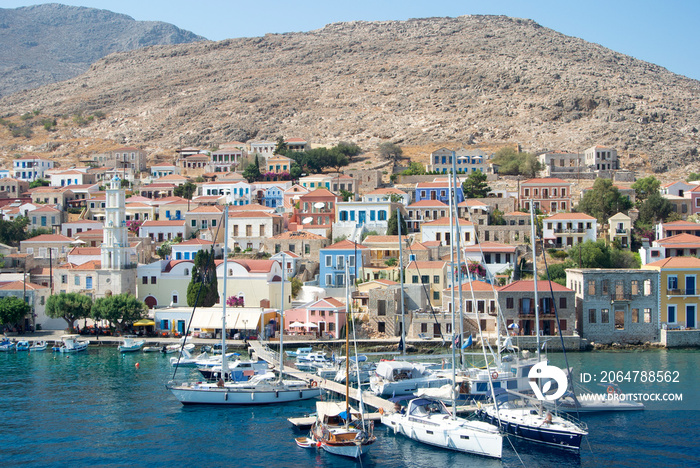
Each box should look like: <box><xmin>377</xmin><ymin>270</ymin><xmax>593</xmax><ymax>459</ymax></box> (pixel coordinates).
<box><xmin>310</xmin><ymin>380</ymin><xmax>318</xmax><ymax>388</ymax></box>
<box><xmin>378</xmin><ymin>407</ymin><xmax>384</xmax><ymax>415</ymax></box>
<box><xmin>225</xmin><ymin>392</ymin><xmax>228</xmax><ymax>401</ymax></box>
<box><xmin>607</xmin><ymin>385</ymin><xmax>616</xmax><ymax>395</ymax></box>
<box><xmin>275</xmin><ymin>391</ymin><xmax>279</xmax><ymax>398</ymax></box>
<box><xmin>135</xmin><ymin>362</ymin><xmax>139</xmax><ymax>369</ymax></box>
<box><xmin>251</xmin><ymin>392</ymin><xmax>255</xmax><ymax>401</ymax></box>
<box><xmin>491</xmin><ymin>371</ymin><xmax>499</xmax><ymax>380</ymax></box>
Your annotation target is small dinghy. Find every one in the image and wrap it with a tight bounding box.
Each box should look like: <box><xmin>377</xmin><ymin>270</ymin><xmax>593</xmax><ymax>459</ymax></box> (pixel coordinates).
<box><xmin>295</xmin><ymin>436</ymin><xmax>316</xmax><ymax>449</ymax></box>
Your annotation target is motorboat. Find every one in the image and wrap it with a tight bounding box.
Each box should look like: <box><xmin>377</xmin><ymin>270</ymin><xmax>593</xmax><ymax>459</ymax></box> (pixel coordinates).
<box><xmin>53</xmin><ymin>334</ymin><xmax>89</xmax><ymax>353</ymax></box>
<box><xmin>170</xmin><ymin>350</ymin><xmax>210</xmax><ymax>367</ymax></box>
<box><xmin>544</xmin><ymin>382</ymin><xmax>644</xmax><ymax>413</ymax></box>
<box><xmin>307</xmin><ymin>401</ymin><xmax>376</xmax><ymax>458</ymax></box>
<box><xmin>29</xmin><ymin>340</ymin><xmax>47</xmax><ymax>351</ymax></box>
<box><xmin>142</xmin><ymin>344</ymin><xmax>163</xmax><ymax>353</ymax></box>
<box><xmin>0</xmin><ymin>338</ymin><xmax>16</xmax><ymax>352</ymax></box>
<box><xmin>285</xmin><ymin>346</ymin><xmax>312</xmax><ymax>358</ymax></box>
<box><xmin>477</xmin><ymin>390</ymin><xmax>588</xmax><ymax>451</ymax></box>
<box><xmin>334</xmin><ymin>355</ymin><xmax>375</xmax><ymax>384</ymax></box>
<box><xmin>369</xmin><ymin>361</ymin><xmax>452</xmax><ymax>397</ymax></box>
<box><xmin>16</xmin><ymin>340</ymin><xmax>30</xmax><ymax>351</ymax></box>
<box><xmin>295</xmin><ymin>351</ymin><xmax>332</xmax><ymax>371</ymax></box>
<box><xmin>381</xmin><ymin>397</ymin><xmax>502</xmax><ymax>458</ymax></box>
<box><xmin>118</xmin><ymin>336</ymin><xmax>145</xmax><ymax>353</ymax></box>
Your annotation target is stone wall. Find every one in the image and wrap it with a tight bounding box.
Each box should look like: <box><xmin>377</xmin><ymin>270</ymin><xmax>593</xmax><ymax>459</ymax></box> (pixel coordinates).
<box><xmin>345</xmin><ymin>169</ymin><xmax>382</xmax><ymax>194</ymax></box>
<box><xmin>661</xmin><ymin>329</ymin><xmax>700</xmax><ymax>347</ymax></box>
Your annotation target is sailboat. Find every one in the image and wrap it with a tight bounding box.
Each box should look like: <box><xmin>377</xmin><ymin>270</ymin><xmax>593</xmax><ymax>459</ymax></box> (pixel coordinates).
<box><xmin>380</xmin><ymin>171</ymin><xmax>503</xmax><ymax>459</ymax></box>
<box><xmin>476</xmin><ymin>203</ymin><xmax>588</xmax><ymax>450</ymax></box>
<box><xmin>167</xmin><ymin>207</ymin><xmax>322</xmax><ymax>405</ymax></box>
<box><xmin>300</xmin><ymin>265</ymin><xmax>376</xmax><ymax>458</ymax></box>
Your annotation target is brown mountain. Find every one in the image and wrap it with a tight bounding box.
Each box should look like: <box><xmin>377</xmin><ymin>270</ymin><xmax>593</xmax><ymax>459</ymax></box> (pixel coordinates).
<box><xmin>1</xmin><ymin>15</ymin><xmax>698</xmax><ymax>171</ymax></box>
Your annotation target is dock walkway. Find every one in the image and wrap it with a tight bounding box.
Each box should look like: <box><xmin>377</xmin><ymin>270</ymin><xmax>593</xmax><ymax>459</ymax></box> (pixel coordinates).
<box><xmin>248</xmin><ymin>341</ymin><xmax>395</xmax><ymax>412</ymax></box>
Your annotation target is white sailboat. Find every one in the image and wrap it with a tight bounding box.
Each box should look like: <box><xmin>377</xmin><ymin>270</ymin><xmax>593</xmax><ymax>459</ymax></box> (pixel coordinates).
<box><xmin>167</xmin><ymin>206</ymin><xmax>321</xmax><ymax>405</ymax></box>
<box><xmin>477</xmin><ymin>203</ymin><xmax>588</xmax><ymax>450</ymax></box>
<box><xmin>381</xmin><ymin>171</ymin><xmax>503</xmax><ymax>459</ymax></box>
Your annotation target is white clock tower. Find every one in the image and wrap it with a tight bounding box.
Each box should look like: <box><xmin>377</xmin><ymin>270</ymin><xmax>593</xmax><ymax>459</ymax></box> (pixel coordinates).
<box><xmin>101</xmin><ymin>175</ymin><xmax>130</xmax><ymax>269</ymax></box>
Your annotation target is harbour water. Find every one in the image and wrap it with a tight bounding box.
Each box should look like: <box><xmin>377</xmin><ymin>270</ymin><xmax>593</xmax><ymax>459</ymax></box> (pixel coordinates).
<box><xmin>0</xmin><ymin>348</ymin><xmax>697</xmax><ymax>467</ymax></box>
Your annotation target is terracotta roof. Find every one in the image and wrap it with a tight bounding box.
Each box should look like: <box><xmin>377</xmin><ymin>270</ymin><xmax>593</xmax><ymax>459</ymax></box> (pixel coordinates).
<box><xmin>422</xmin><ymin>217</ymin><xmax>474</xmax><ymax>227</ymax></box>
<box><xmin>420</xmin><ymin>241</ymin><xmax>442</xmax><ymax>248</ymax></box>
<box><xmin>141</xmin><ymin>220</ymin><xmax>186</xmax><ymax>227</ymax></box>
<box><xmin>177</xmin><ymin>238</ymin><xmax>214</xmax><ymax>246</ymax></box>
<box><xmin>23</xmin><ymin>234</ymin><xmax>74</xmax><ymax>243</ymax></box>
<box><xmin>270</xmin><ymin>230</ymin><xmax>327</xmax><ymax>241</ymax></box>
<box><xmin>58</xmin><ymin>260</ymin><xmax>102</xmax><ymax>270</ymax></box>
<box><xmin>229</xmin><ymin>203</ymin><xmax>275</xmax><ymax>212</ymax></box>
<box><xmin>406</xmin><ymin>261</ymin><xmax>446</xmax><ymax>270</ymax></box>
<box><xmin>408</xmin><ymin>200</ymin><xmax>449</xmax><ymax>208</ymax></box>
<box><xmin>300</xmin><ymin>188</ymin><xmax>337</xmax><ymax>199</ymax></box>
<box><xmin>125</xmin><ymin>202</ymin><xmax>153</xmax><ymax>208</ymax></box>
<box><xmin>366</xmin><ymin>188</ymin><xmax>407</xmax><ymax>196</ymax></box>
<box><xmin>0</xmin><ymin>280</ymin><xmax>48</xmax><ymax>290</ymax></box>
<box><xmin>307</xmin><ymin>297</ymin><xmax>346</xmax><ymax>309</ymax></box>
<box><xmin>323</xmin><ymin>239</ymin><xmax>367</xmax><ymax>250</ymax></box>
<box><xmin>30</xmin><ymin>205</ymin><xmax>60</xmax><ymax>212</ymax></box>
<box><xmin>228</xmin><ymin>211</ymin><xmax>280</xmax><ymax>219</ymax></box>
<box><xmin>187</xmin><ymin>205</ymin><xmax>224</xmax><ymax>214</ymax></box>
<box><xmin>663</xmin><ymin>221</ymin><xmax>700</xmax><ymax>229</ymax></box>
<box><xmin>462</xmin><ymin>242</ymin><xmax>517</xmax><ymax>253</ymax></box>
<box><xmin>443</xmin><ymin>280</ymin><xmax>494</xmax><ymax>292</ymax></box>
<box><xmin>546</xmin><ymin>213</ymin><xmax>596</xmax><ymax>221</ymax></box>
<box><xmin>644</xmin><ymin>257</ymin><xmax>700</xmax><ymax>269</ymax></box>
<box><xmin>231</xmin><ymin>259</ymin><xmax>276</xmax><ymax>273</ymax></box>
<box><xmin>503</xmin><ymin>211</ymin><xmax>530</xmax><ymax>217</ymax></box>
<box><xmin>497</xmin><ymin>280</ymin><xmax>573</xmax><ymax>293</ymax></box>
<box><xmin>68</xmin><ymin>247</ymin><xmax>101</xmax><ymax>255</ymax></box>
<box><xmin>163</xmin><ymin>260</ymin><xmax>193</xmax><ymax>272</ymax></box>
<box><xmin>458</xmin><ymin>200</ymin><xmax>490</xmax><ymax>207</ymax></box>
<box><xmin>362</xmin><ymin>235</ymin><xmax>400</xmax><ymax>244</ymax></box>
<box><xmin>656</xmin><ymin>234</ymin><xmax>700</xmax><ymax>246</ymax></box>
<box><xmin>374</xmin><ymin>279</ymin><xmax>399</xmax><ymax>286</ymax></box>
<box><xmin>521</xmin><ymin>178</ymin><xmax>570</xmax><ymax>185</ymax></box>
<box><xmin>63</xmin><ymin>219</ymin><xmax>101</xmax><ymax>226</ymax></box>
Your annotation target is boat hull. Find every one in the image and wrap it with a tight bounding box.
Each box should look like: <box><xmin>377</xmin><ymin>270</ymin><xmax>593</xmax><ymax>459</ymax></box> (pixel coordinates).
<box><xmin>478</xmin><ymin>409</ymin><xmax>584</xmax><ymax>451</ymax></box>
<box><xmin>381</xmin><ymin>412</ymin><xmax>502</xmax><ymax>458</ymax></box>
<box><xmin>321</xmin><ymin>439</ymin><xmax>375</xmax><ymax>458</ymax></box>
<box><xmin>167</xmin><ymin>384</ymin><xmax>322</xmax><ymax>405</ymax></box>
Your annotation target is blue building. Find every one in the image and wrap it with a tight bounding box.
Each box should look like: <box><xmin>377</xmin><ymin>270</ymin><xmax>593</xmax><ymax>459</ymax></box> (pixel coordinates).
<box><xmin>415</xmin><ymin>181</ymin><xmax>465</xmax><ymax>205</ymax></box>
<box><xmin>263</xmin><ymin>186</ymin><xmax>284</xmax><ymax>209</ymax></box>
<box><xmin>319</xmin><ymin>240</ymin><xmax>368</xmax><ymax>288</ymax></box>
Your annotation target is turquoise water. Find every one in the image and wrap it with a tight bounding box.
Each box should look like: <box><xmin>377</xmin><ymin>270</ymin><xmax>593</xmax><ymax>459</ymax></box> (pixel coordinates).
<box><xmin>0</xmin><ymin>348</ymin><xmax>697</xmax><ymax>467</ymax></box>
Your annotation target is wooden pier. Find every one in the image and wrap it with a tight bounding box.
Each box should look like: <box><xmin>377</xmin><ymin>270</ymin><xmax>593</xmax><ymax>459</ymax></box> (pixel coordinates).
<box><xmin>248</xmin><ymin>341</ymin><xmax>396</xmax><ymax>412</ymax></box>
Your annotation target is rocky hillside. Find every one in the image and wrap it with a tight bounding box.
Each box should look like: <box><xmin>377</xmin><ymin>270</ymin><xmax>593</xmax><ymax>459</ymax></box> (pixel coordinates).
<box><xmin>0</xmin><ymin>15</ymin><xmax>698</xmax><ymax>172</ymax></box>
<box><xmin>0</xmin><ymin>3</ymin><xmax>205</xmax><ymax>97</ymax></box>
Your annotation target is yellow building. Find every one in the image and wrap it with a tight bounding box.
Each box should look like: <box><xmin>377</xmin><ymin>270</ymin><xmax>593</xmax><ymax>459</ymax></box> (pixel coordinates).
<box><xmin>405</xmin><ymin>261</ymin><xmax>447</xmax><ymax>308</ymax></box>
<box><xmin>642</xmin><ymin>256</ymin><xmax>700</xmax><ymax>328</ymax></box>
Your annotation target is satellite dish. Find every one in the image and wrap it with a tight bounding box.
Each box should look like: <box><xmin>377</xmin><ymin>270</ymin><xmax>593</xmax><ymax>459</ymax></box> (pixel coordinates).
<box><xmin>314</xmin><ymin>202</ymin><xmax>325</xmax><ymax>209</ymax></box>
<box><xmin>302</xmin><ymin>217</ymin><xmax>313</xmax><ymax>225</ymax></box>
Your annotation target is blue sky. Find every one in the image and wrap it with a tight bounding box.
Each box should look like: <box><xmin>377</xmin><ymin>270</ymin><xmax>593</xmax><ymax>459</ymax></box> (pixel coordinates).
<box><xmin>3</xmin><ymin>0</ymin><xmax>700</xmax><ymax>81</ymax></box>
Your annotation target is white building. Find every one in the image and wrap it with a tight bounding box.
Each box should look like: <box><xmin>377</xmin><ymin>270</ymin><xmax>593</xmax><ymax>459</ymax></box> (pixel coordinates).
<box><xmin>584</xmin><ymin>145</ymin><xmax>618</xmax><ymax>171</ymax></box>
<box><xmin>13</xmin><ymin>156</ymin><xmax>54</xmax><ymax>182</ymax></box>
<box><xmin>462</xmin><ymin>242</ymin><xmax>518</xmax><ymax>279</ymax></box>
<box><xmin>542</xmin><ymin>213</ymin><xmax>597</xmax><ymax>248</ymax></box>
<box><xmin>171</xmin><ymin>238</ymin><xmax>217</xmax><ymax>261</ymax></box>
<box><xmin>420</xmin><ymin>218</ymin><xmax>476</xmax><ymax>246</ymax></box>
<box><xmin>334</xmin><ymin>201</ymin><xmax>397</xmax><ymax>237</ymax></box>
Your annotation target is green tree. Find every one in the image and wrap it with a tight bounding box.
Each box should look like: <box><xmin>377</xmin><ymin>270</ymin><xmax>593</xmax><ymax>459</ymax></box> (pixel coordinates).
<box><xmin>686</xmin><ymin>172</ymin><xmax>700</xmax><ymax>183</ymax></box>
<box><xmin>577</xmin><ymin>178</ymin><xmax>632</xmax><ymax>224</ymax></box>
<box><xmin>490</xmin><ymin>209</ymin><xmax>506</xmax><ymax>226</ymax></box>
<box><xmin>45</xmin><ymin>292</ymin><xmax>93</xmax><ymax>332</ymax></box>
<box><xmin>492</xmin><ymin>147</ymin><xmax>542</xmax><ymax>177</ymax></box>
<box><xmin>29</xmin><ymin>178</ymin><xmax>50</xmax><ymax>189</ymax></box>
<box><xmin>242</xmin><ymin>155</ymin><xmax>261</xmax><ymax>182</ymax></box>
<box><xmin>637</xmin><ymin>192</ymin><xmax>673</xmax><ymax>226</ymax></box>
<box><xmin>632</xmin><ymin>176</ymin><xmax>661</xmax><ymax>203</ymax></box>
<box><xmin>274</xmin><ymin>136</ymin><xmax>288</xmax><ymax>155</ymax></box>
<box><xmin>0</xmin><ymin>216</ymin><xmax>29</xmax><ymax>246</ymax></box>
<box><xmin>401</xmin><ymin>161</ymin><xmax>426</xmax><ymax>176</ymax></box>
<box><xmin>334</xmin><ymin>141</ymin><xmax>362</xmax><ymax>160</ymax></box>
<box><xmin>339</xmin><ymin>189</ymin><xmax>353</xmax><ymax>202</ymax></box>
<box><xmin>91</xmin><ymin>293</ymin><xmax>147</xmax><ymax>333</ymax></box>
<box><xmin>387</xmin><ymin>209</ymin><xmax>407</xmax><ymax>236</ymax></box>
<box><xmin>0</xmin><ymin>296</ymin><xmax>30</xmax><ymax>328</ymax></box>
<box><xmin>187</xmin><ymin>249</ymin><xmax>219</xmax><ymax>307</ymax></box>
<box><xmin>156</xmin><ymin>242</ymin><xmax>173</xmax><ymax>259</ymax></box>
<box><xmin>174</xmin><ymin>182</ymin><xmax>197</xmax><ymax>200</ymax></box>
<box><xmin>378</xmin><ymin>142</ymin><xmax>403</xmax><ymax>162</ymax></box>
<box><xmin>462</xmin><ymin>171</ymin><xmax>490</xmax><ymax>198</ymax></box>
<box><xmin>290</xmin><ymin>276</ymin><xmax>303</xmax><ymax>299</ymax></box>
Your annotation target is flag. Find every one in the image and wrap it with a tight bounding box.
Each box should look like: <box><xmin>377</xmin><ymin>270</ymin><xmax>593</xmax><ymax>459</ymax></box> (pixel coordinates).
<box><xmin>452</xmin><ymin>334</ymin><xmax>461</xmax><ymax>349</ymax></box>
<box><xmin>461</xmin><ymin>334</ymin><xmax>473</xmax><ymax>349</ymax></box>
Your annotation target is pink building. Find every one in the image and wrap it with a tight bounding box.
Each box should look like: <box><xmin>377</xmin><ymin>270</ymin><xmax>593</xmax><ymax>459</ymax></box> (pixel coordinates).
<box><xmin>284</xmin><ymin>297</ymin><xmax>346</xmax><ymax>338</ymax></box>
<box><xmin>519</xmin><ymin>177</ymin><xmax>571</xmax><ymax>214</ymax></box>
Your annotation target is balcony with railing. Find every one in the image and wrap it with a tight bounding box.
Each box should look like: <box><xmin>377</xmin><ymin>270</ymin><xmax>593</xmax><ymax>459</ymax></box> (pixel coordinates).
<box><xmin>610</xmin><ymin>292</ymin><xmax>632</xmax><ymax>301</ymax></box>
<box><xmin>666</xmin><ymin>289</ymin><xmax>698</xmax><ymax>296</ymax></box>
<box><xmin>553</xmin><ymin>228</ymin><xmax>585</xmax><ymax>234</ymax></box>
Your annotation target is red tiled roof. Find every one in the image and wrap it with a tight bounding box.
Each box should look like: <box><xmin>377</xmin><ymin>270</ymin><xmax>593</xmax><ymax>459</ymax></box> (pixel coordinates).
<box><xmin>323</xmin><ymin>239</ymin><xmax>367</xmax><ymax>250</ymax></box>
<box><xmin>231</xmin><ymin>259</ymin><xmax>276</xmax><ymax>273</ymax></box>
<box><xmin>462</xmin><ymin>242</ymin><xmax>517</xmax><ymax>253</ymax></box>
<box><xmin>141</xmin><ymin>220</ymin><xmax>186</xmax><ymax>227</ymax></box>
<box><xmin>443</xmin><ymin>280</ymin><xmax>494</xmax><ymax>292</ymax></box>
<box><xmin>362</xmin><ymin>235</ymin><xmax>400</xmax><ymax>244</ymax></box>
<box><xmin>177</xmin><ymin>238</ymin><xmax>214</xmax><ymax>246</ymax></box>
<box><xmin>422</xmin><ymin>217</ymin><xmax>474</xmax><ymax>227</ymax></box>
<box><xmin>307</xmin><ymin>297</ymin><xmax>345</xmax><ymax>309</ymax></box>
<box><xmin>22</xmin><ymin>234</ymin><xmax>74</xmax><ymax>243</ymax></box>
<box><xmin>497</xmin><ymin>280</ymin><xmax>573</xmax><ymax>293</ymax></box>
<box><xmin>656</xmin><ymin>234</ymin><xmax>700</xmax><ymax>246</ymax></box>
<box><xmin>408</xmin><ymin>200</ymin><xmax>449</xmax><ymax>208</ymax></box>
<box><xmin>546</xmin><ymin>213</ymin><xmax>596</xmax><ymax>221</ymax></box>
<box><xmin>0</xmin><ymin>280</ymin><xmax>48</xmax><ymax>290</ymax></box>
<box><xmin>644</xmin><ymin>257</ymin><xmax>700</xmax><ymax>269</ymax></box>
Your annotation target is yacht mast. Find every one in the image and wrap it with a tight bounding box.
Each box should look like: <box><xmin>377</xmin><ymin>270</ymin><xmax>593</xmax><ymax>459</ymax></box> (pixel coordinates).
<box><xmin>221</xmin><ymin>206</ymin><xmax>230</xmax><ymax>378</ymax></box>
<box><xmin>397</xmin><ymin>208</ymin><xmax>406</xmax><ymax>356</ymax></box>
<box><xmin>345</xmin><ymin>263</ymin><xmax>351</xmax><ymax>428</ymax></box>
<box><xmin>529</xmin><ymin>203</ymin><xmax>541</xmax><ymax>361</ymax></box>
<box><xmin>448</xmin><ymin>174</ymin><xmax>457</xmax><ymax>419</ymax></box>
<box><xmin>278</xmin><ymin>252</ymin><xmax>286</xmax><ymax>381</ymax></box>
<box><xmin>451</xmin><ymin>155</ymin><xmax>465</xmax><ymax>369</ymax></box>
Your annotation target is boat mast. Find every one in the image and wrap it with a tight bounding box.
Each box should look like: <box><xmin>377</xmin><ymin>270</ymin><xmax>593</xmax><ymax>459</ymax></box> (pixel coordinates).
<box><xmin>529</xmin><ymin>203</ymin><xmax>541</xmax><ymax>361</ymax></box>
<box><xmin>345</xmin><ymin>262</ymin><xmax>351</xmax><ymax>428</ymax></box>
<box><xmin>279</xmin><ymin>252</ymin><xmax>286</xmax><ymax>381</ymax></box>
<box><xmin>221</xmin><ymin>205</ymin><xmax>230</xmax><ymax>379</ymax></box>
<box><xmin>397</xmin><ymin>207</ymin><xmax>406</xmax><ymax>356</ymax></box>
<box><xmin>448</xmin><ymin>174</ymin><xmax>457</xmax><ymax>419</ymax></box>
<box><xmin>451</xmin><ymin>154</ymin><xmax>465</xmax><ymax>369</ymax></box>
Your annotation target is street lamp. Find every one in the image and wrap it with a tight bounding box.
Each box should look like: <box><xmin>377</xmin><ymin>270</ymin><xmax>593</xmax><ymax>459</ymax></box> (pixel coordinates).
<box><xmin>242</xmin><ymin>319</ymin><xmax>248</xmax><ymax>339</ymax></box>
